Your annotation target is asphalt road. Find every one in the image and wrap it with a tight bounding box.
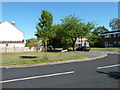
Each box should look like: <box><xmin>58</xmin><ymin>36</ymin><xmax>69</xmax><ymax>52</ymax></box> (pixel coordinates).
<box><xmin>1</xmin><ymin>53</ymin><xmax>119</xmax><ymax>88</ymax></box>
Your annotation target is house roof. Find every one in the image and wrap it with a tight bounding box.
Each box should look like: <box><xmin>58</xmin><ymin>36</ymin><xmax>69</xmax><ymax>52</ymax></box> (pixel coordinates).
<box><xmin>0</xmin><ymin>21</ymin><xmax>24</xmax><ymax>34</ymax></box>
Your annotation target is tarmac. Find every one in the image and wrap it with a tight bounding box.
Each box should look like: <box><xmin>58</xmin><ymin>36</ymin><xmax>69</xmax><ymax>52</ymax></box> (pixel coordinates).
<box><xmin>0</xmin><ymin>50</ymin><xmax>112</xmax><ymax>69</ymax></box>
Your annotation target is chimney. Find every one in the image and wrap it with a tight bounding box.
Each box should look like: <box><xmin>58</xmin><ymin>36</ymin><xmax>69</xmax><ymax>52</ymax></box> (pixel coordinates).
<box><xmin>11</xmin><ymin>21</ymin><xmax>16</xmax><ymax>26</ymax></box>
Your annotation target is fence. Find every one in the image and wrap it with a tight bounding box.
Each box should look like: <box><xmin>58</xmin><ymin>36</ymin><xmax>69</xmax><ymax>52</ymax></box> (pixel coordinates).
<box><xmin>0</xmin><ymin>47</ymin><xmax>42</xmax><ymax>53</ymax></box>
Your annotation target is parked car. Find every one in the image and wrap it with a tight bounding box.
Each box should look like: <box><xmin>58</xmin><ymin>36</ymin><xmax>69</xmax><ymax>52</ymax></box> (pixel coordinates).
<box><xmin>63</xmin><ymin>46</ymin><xmax>72</xmax><ymax>51</ymax></box>
<box><xmin>76</xmin><ymin>46</ymin><xmax>90</xmax><ymax>51</ymax></box>
<box><xmin>47</xmin><ymin>45</ymin><xmax>54</xmax><ymax>52</ymax></box>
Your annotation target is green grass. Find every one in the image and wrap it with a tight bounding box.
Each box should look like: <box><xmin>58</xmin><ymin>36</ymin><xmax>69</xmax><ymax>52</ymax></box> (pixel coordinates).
<box><xmin>0</xmin><ymin>51</ymin><xmax>86</xmax><ymax>66</ymax></box>
<box><xmin>91</xmin><ymin>48</ymin><xmax>120</xmax><ymax>51</ymax></box>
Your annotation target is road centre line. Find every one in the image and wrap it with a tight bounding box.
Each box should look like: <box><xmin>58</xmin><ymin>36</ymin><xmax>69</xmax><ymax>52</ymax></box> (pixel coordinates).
<box><xmin>0</xmin><ymin>71</ymin><xmax>74</xmax><ymax>84</ymax></box>
<box><xmin>97</xmin><ymin>64</ymin><xmax>120</xmax><ymax>70</ymax></box>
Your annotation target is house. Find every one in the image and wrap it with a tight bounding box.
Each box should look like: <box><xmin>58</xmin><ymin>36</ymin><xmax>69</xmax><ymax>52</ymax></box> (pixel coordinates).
<box><xmin>75</xmin><ymin>37</ymin><xmax>89</xmax><ymax>47</ymax></box>
<box><xmin>101</xmin><ymin>30</ymin><xmax>120</xmax><ymax>47</ymax></box>
<box><xmin>0</xmin><ymin>21</ymin><xmax>25</xmax><ymax>47</ymax></box>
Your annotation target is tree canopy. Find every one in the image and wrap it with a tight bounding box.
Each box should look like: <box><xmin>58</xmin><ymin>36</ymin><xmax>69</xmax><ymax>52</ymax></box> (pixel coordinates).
<box><xmin>35</xmin><ymin>10</ymin><xmax>54</xmax><ymax>41</ymax></box>
<box><xmin>109</xmin><ymin>18</ymin><xmax>120</xmax><ymax>31</ymax></box>
<box><xmin>61</xmin><ymin>15</ymin><xmax>95</xmax><ymax>50</ymax></box>
<box><xmin>35</xmin><ymin>10</ymin><xmax>55</xmax><ymax>49</ymax></box>
<box><xmin>88</xmin><ymin>26</ymin><xmax>109</xmax><ymax>47</ymax></box>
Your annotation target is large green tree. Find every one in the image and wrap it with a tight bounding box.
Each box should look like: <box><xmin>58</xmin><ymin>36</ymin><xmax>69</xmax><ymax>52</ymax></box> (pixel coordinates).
<box><xmin>88</xmin><ymin>26</ymin><xmax>109</xmax><ymax>47</ymax></box>
<box><xmin>61</xmin><ymin>15</ymin><xmax>95</xmax><ymax>50</ymax></box>
<box><xmin>48</xmin><ymin>24</ymin><xmax>64</xmax><ymax>48</ymax></box>
<box><xmin>109</xmin><ymin>18</ymin><xmax>120</xmax><ymax>31</ymax></box>
<box><xmin>35</xmin><ymin>10</ymin><xmax>55</xmax><ymax>58</ymax></box>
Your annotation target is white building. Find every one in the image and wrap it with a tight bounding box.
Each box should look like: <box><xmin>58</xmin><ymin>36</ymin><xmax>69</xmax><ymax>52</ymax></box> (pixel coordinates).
<box><xmin>75</xmin><ymin>37</ymin><xmax>89</xmax><ymax>46</ymax></box>
<box><xmin>0</xmin><ymin>21</ymin><xmax>25</xmax><ymax>47</ymax></box>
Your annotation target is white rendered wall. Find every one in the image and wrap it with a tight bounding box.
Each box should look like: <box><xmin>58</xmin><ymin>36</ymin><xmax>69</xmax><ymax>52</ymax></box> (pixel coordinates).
<box><xmin>0</xmin><ymin>43</ymin><xmax>25</xmax><ymax>47</ymax></box>
<box><xmin>0</xmin><ymin>21</ymin><xmax>24</xmax><ymax>41</ymax></box>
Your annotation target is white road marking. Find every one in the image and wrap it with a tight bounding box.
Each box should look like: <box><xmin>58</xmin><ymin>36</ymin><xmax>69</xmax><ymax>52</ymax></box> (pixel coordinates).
<box><xmin>97</xmin><ymin>64</ymin><xmax>120</xmax><ymax>69</ymax></box>
<box><xmin>0</xmin><ymin>71</ymin><xmax>74</xmax><ymax>84</ymax></box>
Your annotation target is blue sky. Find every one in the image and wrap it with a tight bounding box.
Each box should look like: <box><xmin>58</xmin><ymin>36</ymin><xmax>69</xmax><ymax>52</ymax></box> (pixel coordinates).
<box><xmin>2</xmin><ymin>2</ymin><xmax>118</xmax><ymax>39</ymax></box>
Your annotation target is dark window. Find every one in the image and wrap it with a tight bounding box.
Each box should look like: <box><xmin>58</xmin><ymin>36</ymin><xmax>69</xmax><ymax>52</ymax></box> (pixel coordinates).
<box><xmin>111</xmin><ymin>34</ymin><xmax>114</xmax><ymax>37</ymax></box>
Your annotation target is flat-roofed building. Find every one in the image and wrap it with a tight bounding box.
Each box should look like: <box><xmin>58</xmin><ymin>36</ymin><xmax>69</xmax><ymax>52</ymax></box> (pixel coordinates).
<box><xmin>101</xmin><ymin>30</ymin><xmax>120</xmax><ymax>47</ymax></box>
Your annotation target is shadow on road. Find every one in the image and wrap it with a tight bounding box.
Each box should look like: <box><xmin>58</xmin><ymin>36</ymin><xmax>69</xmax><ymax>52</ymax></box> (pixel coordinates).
<box><xmin>97</xmin><ymin>70</ymin><xmax>120</xmax><ymax>79</ymax></box>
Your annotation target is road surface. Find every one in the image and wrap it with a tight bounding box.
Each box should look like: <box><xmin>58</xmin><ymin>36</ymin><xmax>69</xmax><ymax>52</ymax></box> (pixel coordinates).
<box><xmin>1</xmin><ymin>53</ymin><xmax>119</xmax><ymax>88</ymax></box>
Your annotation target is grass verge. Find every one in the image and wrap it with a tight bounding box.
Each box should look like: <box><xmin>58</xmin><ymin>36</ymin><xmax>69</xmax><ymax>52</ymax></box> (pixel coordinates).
<box><xmin>0</xmin><ymin>51</ymin><xmax>86</xmax><ymax>66</ymax></box>
<box><xmin>91</xmin><ymin>48</ymin><xmax>120</xmax><ymax>51</ymax></box>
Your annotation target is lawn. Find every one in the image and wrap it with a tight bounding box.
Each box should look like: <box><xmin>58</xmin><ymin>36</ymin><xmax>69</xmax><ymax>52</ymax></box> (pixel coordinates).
<box><xmin>0</xmin><ymin>51</ymin><xmax>86</xmax><ymax>66</ymax></box>
<box><xmin>91</xmin><ymin>48</ymin><xmax>120</xmax><ymax>51</ymax></box>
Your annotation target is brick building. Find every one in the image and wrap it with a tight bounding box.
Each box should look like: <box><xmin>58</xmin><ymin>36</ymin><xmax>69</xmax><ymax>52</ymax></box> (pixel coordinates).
<box><xmin>101</xmin><ymin>30</ymin><xmax>120</xmax><ymax>47</ymax></box>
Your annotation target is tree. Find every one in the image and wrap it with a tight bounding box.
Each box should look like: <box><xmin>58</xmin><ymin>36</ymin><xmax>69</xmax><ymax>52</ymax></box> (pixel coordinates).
<box><xmin>88</xmin><ymin>26</ymin><xmax>109</xmax><ymax>47</ymax></box>
<box><xmin>26</xmin><ymin>38</ymin><xmax>39</xmax><ymax>45</ymax></box>
<box><xmin>26</xmin><ymin>38</ymin><xmax>41</xmax><ymax>51</ymax></box>
<box><xmin>48</xmin><ymin>24</ymin><xmax>64</xmax><ymax>48</ymax></box>
<box><xmin>109</xmin><ymin>18</ymin><xmax>120</xmax><ymax>31</ymax></box>
<box><xmin>35</xmin><ymin>10</ymin><xmax>54</xmax><ymax>59</ymax></box>
<box><xmin>92</xmin><ymin>26</ymin><xmax>109</xmax><ymax>35</ymax></box>
<box><xmin>61</xmin><ymin>15</ymin><xmax>95</xmax><ymax>50</ymax></box>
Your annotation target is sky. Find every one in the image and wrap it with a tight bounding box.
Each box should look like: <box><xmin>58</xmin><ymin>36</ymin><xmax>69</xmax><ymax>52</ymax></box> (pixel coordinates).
<box><xmin>1</xmin><ymin>2</ymin><xmax>118</xmax><ymax>40</ymax></box>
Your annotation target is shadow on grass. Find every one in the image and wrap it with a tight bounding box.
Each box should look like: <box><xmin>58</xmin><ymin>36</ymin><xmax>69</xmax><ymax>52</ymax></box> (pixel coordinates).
<box><xmin>20</xmin><ymin>56</ymin><xmax>38</xmax><ymax>59</ymax></box>
<box><xmin>47</xmin><ymin>50</ymin><xmax>61</xmax><ymax>52</ymax></box>
<box><xmin>97</xmin><ymin>70</ymin><xmax>120</xmax><ymax>79</ymax></box>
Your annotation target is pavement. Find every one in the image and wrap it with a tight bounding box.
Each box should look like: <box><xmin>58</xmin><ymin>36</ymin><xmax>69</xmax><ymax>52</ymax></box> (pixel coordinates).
<box><xmin>0</xmin><ymin>50</ymin><xmax>110</xmax><ymax>69</ymax></box>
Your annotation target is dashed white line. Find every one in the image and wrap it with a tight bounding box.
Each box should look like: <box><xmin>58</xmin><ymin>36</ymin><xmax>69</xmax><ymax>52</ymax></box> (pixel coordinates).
<box><xmin>0</xmin><ymin>71</ymin><xmax>74</xmax><ymax>84</ymax></box>
<box><xmin>97</xmin><ymin>64</ymin><xmax>120</xmax><ymax>70</ymax></box>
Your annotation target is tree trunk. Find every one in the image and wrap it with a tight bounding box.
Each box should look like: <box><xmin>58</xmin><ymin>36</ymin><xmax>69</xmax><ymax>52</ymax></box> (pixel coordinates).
<box><xmin>45</xmin><ymin>40</ymin><xmax>47</xmax><ymax>58</ymax></box>
<box><xmin>72</xmin><ymin>37</ymin><xmax>77</xmax><ymax>51</ymax></box>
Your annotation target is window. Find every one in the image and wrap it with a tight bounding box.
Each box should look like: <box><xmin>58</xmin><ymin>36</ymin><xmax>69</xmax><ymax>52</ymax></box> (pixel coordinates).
<box><xmin>114</xmin><ymin>34</ymin><xmax>116</xmax><ymax>37</ymax></box>
<box><xmin>111</xmin><ymin>34</ymin><xmax>114</xmax><ymax>37</ymax></box>
<box><xmin>114</xmin><ymin>41</ymin><xmax>117</xmax><ymax>44</ymax></box>
<box><xmin>116</xmin><ymin>34</ymin><xmax>118</xmax><ymax>37</ymax></box>
<box><xmin>118</xmin><ymin>41</ymin><xmax>120</xmax><ymax>45</ymax></box>
<box><xmin>109</xmin><ymin>34</ymin><xmax>111</xmax><ymax>38</ymax></box>
<box><xmin>118</xmin><ymin>33</ymin><xmax>120</xmax><ymax>37</ymax></box>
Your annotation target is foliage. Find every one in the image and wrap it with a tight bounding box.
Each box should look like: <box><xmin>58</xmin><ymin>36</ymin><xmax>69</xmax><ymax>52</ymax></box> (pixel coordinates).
<box><xmin>26</xmin><ymin>38</ymin><xmax>39</xmax><ymax>45</ymax></box>
<box><xmin>61</xmin><ymin>15</ymin><xmax>95</xmax><ymax>50</ymax></box>
<box><xmin>61</xmin><ymin>15</ymin><xmax>82</xmax><ymax>50</ymax></box>
<box><xmin>93</xmin><ymin>26</ymin><xmax>109</xmax><ymax>34</ymax></box>
<box><xmin>88</xmin><ymin>26</ymin><xmax>109</xmax><ymax>47</ymax></box>
<box><xmin>88</xmin><ymin>34</ymin><xmax>102</xmax><ymax>47</ymax></box>
<box><xmin>35</xmin><ymin>10</ymin><xmax>54</xmax><ymax>39</ymax></box>
<box><xmin>26</xmin><ymin>39</ymin><xmax>41</xmax><ymax>51</ymax></box>
<box><xmin>35</xmin><ymin>10</ymin><xmax>54</xmax><ymax>59</ymax></box>
<box><xmin>48</xmin><ymin>24</ymin><xmax>64</xmax><ymax>48</ymax></box>
<box><xmin>109</xmin><ymin>18</ymin><xmax>120</xmax><ymax>31</ymax></box>
<box><xmin>35</xmin><ymin>10</ymin><xmax>55</xmax><ymax>51</ymax></box>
